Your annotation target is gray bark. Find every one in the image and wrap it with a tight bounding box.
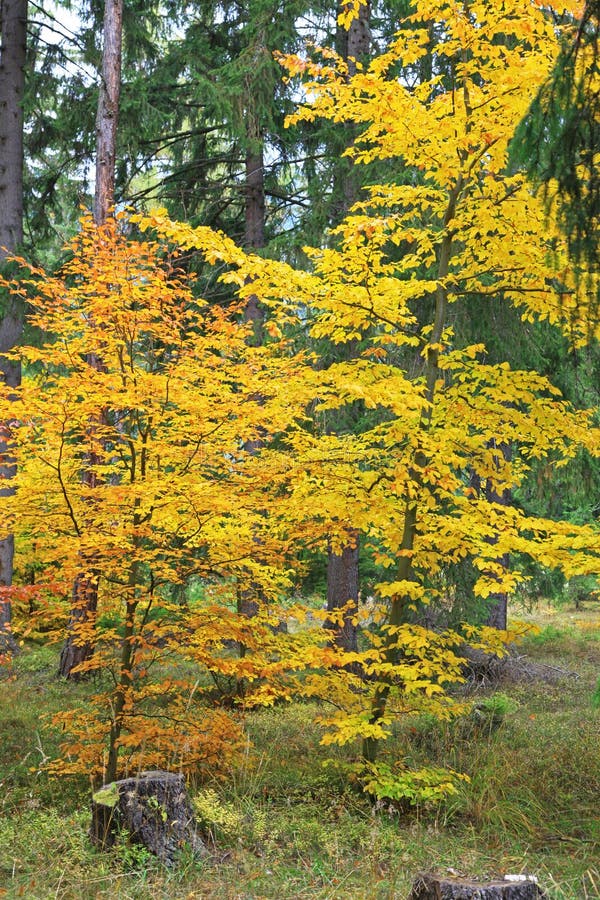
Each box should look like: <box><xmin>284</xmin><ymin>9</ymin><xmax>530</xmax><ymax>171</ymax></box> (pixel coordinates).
<box><xmin>94</xmin><ymin>0</ymin><xmax>123</xmax><ymax>224</ymax></box>
<box><xmin>338</xmin><ymin>0</ymin><xmax>370</xmax><ymax>69</ymax></box>
<box><xmin>245</xmin><ymin>147</ymin><xmax>265</xmax><ymax>251</ymax></box>
<box><xmin>90</xmin><ymin>770</ymin><xmax>206</xmax><ymax>865</ymax></box>
<box><xmin>0</xmin><ymin>0</ymin><xmax>25</xmax><ymax>253</ymax></box>
<box><xmin>243</xmin><ymin>146</ymin><xmax>265</xmax><ymax>344</ymax></box>
<box><xmin>343</xmin><ymin>0</ymin><xmax>370</xmax><ymax>216</ymax></box>
<box><xmin>0</xmin><ymin>0</ymin><xmax>27</xmax><ymax>656</ymax></box>
<box><xmin>326</xmin><ymin>533</ymin><xmax>359</xmax><ymax>654</ymax></box>
<box><xmin>410</xmin><ymin>873</ymin><xmax>547</xmax><ymax>899</ymax></box>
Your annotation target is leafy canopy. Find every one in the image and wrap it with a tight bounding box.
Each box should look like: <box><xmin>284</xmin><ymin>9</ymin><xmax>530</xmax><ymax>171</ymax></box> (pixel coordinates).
<box><xmin>2</xmin><ymin>0</ymin><xmax>600</xmax><ymax>797</ymax></box>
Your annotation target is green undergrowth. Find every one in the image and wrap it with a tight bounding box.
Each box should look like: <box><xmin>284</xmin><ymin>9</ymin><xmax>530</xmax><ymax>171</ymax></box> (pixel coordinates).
<box><xmin>1</xmin><ymin>617</ymin><xmax>599</xmax><ymax>899</ymax></box>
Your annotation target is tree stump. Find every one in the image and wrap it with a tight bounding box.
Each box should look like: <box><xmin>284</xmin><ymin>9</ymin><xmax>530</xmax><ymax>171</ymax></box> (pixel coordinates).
<box><xmin>409</xmin><ymin>873</ymin><xmax>548</xmax><ymax>899</ymax></box>
<box><xmin>90</xmin><ymin>770</ymin><xmax>206</xmax><ymax>866</ymax></box>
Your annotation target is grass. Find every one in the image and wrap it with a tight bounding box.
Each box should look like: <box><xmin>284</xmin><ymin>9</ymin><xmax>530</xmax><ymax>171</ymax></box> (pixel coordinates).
<box><xmin>1</xmin><ymin>604</ymin><xmax>599</xmax><ymax>899</ymax></box>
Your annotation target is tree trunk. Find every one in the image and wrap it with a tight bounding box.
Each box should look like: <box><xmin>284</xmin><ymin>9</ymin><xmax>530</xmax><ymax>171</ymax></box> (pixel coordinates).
<box><xmin>483</xmin><ymin>441</ymin><xmax>512</xmax><ymax>631</ymax></box>
<box><xmin>326</xmin><ymin>1</ymin><xmax>371</xmax><ymax>655</ymax></box>
<box><xmin>243</xmin><ymin>144</ymin><xmax>266</xmax><ymax>344</ymax></box>
<box><xmin>0</xmin><ymin>0</ymin><xmax>27</xmax><ymax>657</ymax></box>
<box><xmin>325</xmin><ymin>533</ymin><xmax>359</xmax><ymax>654</ymax></box>
<box><xmin>485</xmin><ymin>582</ymin><xmax>508</xmax><ymax>631</ymax></box>
<box><xmin>94</xmin><ymin>0</ymin><xmax>123</xmax><ymax>225</ymax></box>
<box><xmin>409</xmin><ymin>873</ymin><xmax>547</xmax><ymax>899</ymax></box>
<box><xmin>245</xmin><ymin>147</ymin><xmax>265</xmax><ymax>251</ymax></box>
<box><xmin>60</xmin><ymin>0</ymin><xmax>122</xmax><ymax>678</ymax></box>
<box><xmin>362</xmin><ymin>176</ymin><xmax>463</xmax><ymax>764</ymax></box>
<box><xmin>90</xmin><ymin>770</ymin><xmax>206</xmax><ymax>866</ymax></box>
<box><xmin>0</xmin><ymin>0</ymin><xmax>25</xmax><ymax>249</ymax></box>
<box><xmin>58</xmin><ymin>572</ymin><xmax>100</xmax><ymax>679</ymax></box>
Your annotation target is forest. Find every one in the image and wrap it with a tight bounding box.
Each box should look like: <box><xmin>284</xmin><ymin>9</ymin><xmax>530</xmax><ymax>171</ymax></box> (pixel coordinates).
<box><xmin>0</xmin><ymin>0</ymin><xmax>599</xmax><ymax>897</ymax></box>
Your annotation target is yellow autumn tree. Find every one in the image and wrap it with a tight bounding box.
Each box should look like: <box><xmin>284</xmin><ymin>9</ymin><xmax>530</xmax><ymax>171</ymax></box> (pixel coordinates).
<box><xmin>0</xmin><ymin>214</ymin><xmax>328</xmax><ymax>783</ymax></box>
<box><xmin>2</xmin><ymin>0</ymin><xmax>600</xmax><ymax>807</ymax></box>
<box><xmin>136</xmin><ymin>0</ymin><xmax>600</xmax><ymax>797</ymax></box>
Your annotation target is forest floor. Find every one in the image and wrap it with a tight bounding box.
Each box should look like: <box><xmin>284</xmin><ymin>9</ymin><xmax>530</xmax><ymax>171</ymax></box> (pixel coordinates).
<box><xmin>1</xmin><ymin>601</ymin><xmax>599</xmax><ymax>900</ymax></box>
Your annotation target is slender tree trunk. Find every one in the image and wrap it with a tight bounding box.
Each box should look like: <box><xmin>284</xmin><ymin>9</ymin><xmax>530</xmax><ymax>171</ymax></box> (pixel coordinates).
<box><xmin>105</xmin><ymin>587</ymin><xmax>137</xmax><ymax>784</ymax></box>
<box><xmin>330</xmin><ymin>0</ymin><xmax>370</xmax><ymax>220</ymax></box>
<box><xmin>238</xmin><ymin>115</ymin><xmax>289</xmax><ymax>645</ymax></box>
<box><xmin>245</xmin><ymin>147</ymin><xmax>265</xmax><ymax>251</ymax></box>
<box><xmin>467</xmin><ymin>439</ymin><xmax>511</xmax><ymax>631</ymax></box>
<box><xmin>237</xmin><ymin>119</ymin><xmax>266</xmax><ymax>629</ymax></box>
<box><xmin>0</xmin><ymin>0</ymin><xmax>27</xmax><ymax>657</ymax></box>
<box><xmin>326</xmin><ymin>1</ymin><xmax>371</xmax><ymax>655</ymax></box>
<box><xmin>58</xmin><ymin>414</ymin><xmax>106</xmax><ymax>678</ymax></box>
<box><xmin>0</xmin><ymin>0</ymin><xmax>25</xmax><ymax>248</ymax></box>
<box><xmin>484</xmin><ymin>441</ymin><xmax>511</xmax><ymax>631</ymax></box>
<box><xmin>325</xmin><ymin>535</ymin><xmax>359</xmax><ymax>654</ymax></box>
<box><xmin>243</xmin><ymin>145</ymin><xmax>266</xmax><ymax>343</ymax></box>
<box><xmin>104</xmin><ymin>494</ymin><xmax>142</xmax><ymax>782</ymax></box>
<box><xmin>362</xmin><ymin>176</ymin><xmax>463</xmax><ymax>763</ymax></box>
<box><xmin>60</xmin><ymin>0</ymin><xmax>123</xmax><ymax>679</ymax></box>
<box><xmin>94</xmin><ymin>0</ymin><xmax>123</xmax><ymax>226</ymax></box>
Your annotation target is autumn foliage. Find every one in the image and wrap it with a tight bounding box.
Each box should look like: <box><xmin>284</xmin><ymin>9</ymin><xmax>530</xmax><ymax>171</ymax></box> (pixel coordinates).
<box><xmin>0</xmin><ymin>215</ymin><xmax>325</xmax><ymax>782</ymax></box>
<box><xmin>1</xmin><ymin>0</ymin><xmax>600</xmax><ymax>799</ymax></box>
